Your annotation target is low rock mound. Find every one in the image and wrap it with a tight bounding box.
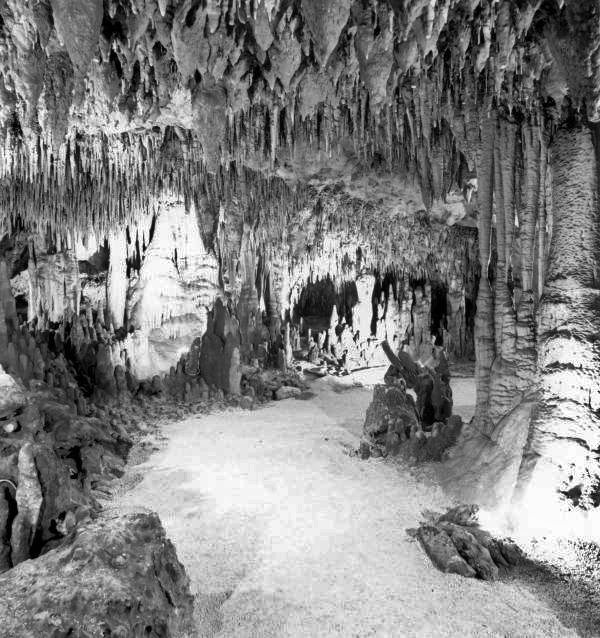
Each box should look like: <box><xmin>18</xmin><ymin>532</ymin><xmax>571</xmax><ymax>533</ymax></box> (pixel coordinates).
<box><xmin>408</xmin><ymin>505</ymin><xmax>522</xmax><ymax>580</ymax></box>
<box><xmin>0</xmin><ymin>511</ymin><xmax>194</xmax><ymax>638</ymax></box>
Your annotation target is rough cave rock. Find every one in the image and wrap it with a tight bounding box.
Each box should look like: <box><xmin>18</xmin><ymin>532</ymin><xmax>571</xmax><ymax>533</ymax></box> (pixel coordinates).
<box><xmin>0</xmin><ymin>511</ymin><xmax>195</xmax><ymax>638</ymax></box>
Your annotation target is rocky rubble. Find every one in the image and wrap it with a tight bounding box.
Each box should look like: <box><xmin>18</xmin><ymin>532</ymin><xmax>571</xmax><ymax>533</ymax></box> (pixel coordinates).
<box><xmin>0</xmin><ymin>511</ymin><xmax>195</xmax><ymax>638</ymax></box>
<box><xmin>241</xmin><ymin>365</ymin><xmax>308</xmax><ymax>403</ymax></box>
<box><xmin>407</xmin><ymin>505</ymin><xmax>522</xmax><ymax>580</ymax></box>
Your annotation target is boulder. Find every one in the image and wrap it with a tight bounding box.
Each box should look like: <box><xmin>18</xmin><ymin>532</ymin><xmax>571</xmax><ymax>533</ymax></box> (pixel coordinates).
<box><xmin>438</xmin><ymin>503</ymin><xmax>479</xmax><ymax>527</ymax></box>
<box><xmin>0</xmin><ymin>512</ymin><xmax>195</xmax><ymax>637</ymax></box>
<box><xmin>33</xmin><ymin>443</ymin><xmax>92</xmax><ymax>547</ymax></box>
<box><xmin>411</xmin><ymin>504</ymin><xmax>521</xmax><ymax>580</ymax></box>
<box><xmin>438</xmin><ymin>521</ymin><xmax>499</xmax><ymax>581</ymax></box>
<box><xmin>415</xmin><ymin>525</ymin><xmax>476</xmax><ymax>578</ymax></box>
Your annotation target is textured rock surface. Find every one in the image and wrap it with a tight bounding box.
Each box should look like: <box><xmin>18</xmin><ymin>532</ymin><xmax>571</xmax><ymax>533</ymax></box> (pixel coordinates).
<box><xmin>10</xmin><ymin>443</ymin><xmax>43</xmax><ymax>565</ymax></box>
<box><xmin>514</xmin><ymin>123</ymin><xmax>600</xmax><ymax>519</ymax></box>
<box><xmin>410</xmin><ymin>505</ymin><xmax>522</xmax><ymax>581</ymax></box>
<box><xmin>363</xmin><ymin>384</ymin><xmax>419</xmax><ymax>444</ymax></box>
<box><xmin>415</xmin><ymin>524</ymin><xmax>476</xmax><ymax>578</ymax></box>
<box><xmin>0</xmin><ymin>511</ymin><xmax>194</xmax><ymax>638</ymax></box>
<box><xmin>199</xmin><ymin>299</ymin><xmax>242</xmax><ymax>395</ymax></box>
<box><xmin>0</xmin><ymin>0</ymin><xmax>590</xmax><ymax>240</ymax></box>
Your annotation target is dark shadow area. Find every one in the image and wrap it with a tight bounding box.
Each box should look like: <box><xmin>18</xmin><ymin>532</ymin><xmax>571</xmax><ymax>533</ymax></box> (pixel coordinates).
<box><xmin>15</xmin><ymin>293</ymin><xmax>27</xmax><ymax>324</ymax></box>
<box><xmin>430</xmin><ymin>280</ymin><xmax>448</xmax><ymax>346</ymax></box>
<box><xmin>504</xmin><ymin>543</ymin><xmax>600</xmax><ymax>638</ymax></box>
<box><xmin>294</xmin><ymin>277</ymin><xmax>359</xmax><ymax>333</ymax></box>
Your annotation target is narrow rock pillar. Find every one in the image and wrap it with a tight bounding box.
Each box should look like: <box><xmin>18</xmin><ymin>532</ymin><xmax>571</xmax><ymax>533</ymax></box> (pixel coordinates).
<box><xmin>106</xmin><ymin>230</ymin><xmax>128</xmax><ymax>330</ymax></box>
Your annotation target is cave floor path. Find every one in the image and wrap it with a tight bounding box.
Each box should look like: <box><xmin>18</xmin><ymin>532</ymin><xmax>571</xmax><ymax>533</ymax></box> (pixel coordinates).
<box><xmin>115</xmin><ymin>375</ymin><xmax>576</xmax><ymax>638</ymax></box>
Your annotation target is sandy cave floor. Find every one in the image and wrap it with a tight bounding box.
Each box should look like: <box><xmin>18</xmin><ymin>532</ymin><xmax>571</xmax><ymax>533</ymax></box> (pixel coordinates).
<box><xmin>110</xmin><ymin>370</ymin><xmax>596</xmax><ymax>638</ymax></box>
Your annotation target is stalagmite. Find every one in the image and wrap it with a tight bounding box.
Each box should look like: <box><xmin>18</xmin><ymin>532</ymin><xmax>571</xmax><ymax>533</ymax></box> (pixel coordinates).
<box><xmin>106</xmin><ymin>229</ymin><xmax>128</xmax><ymax>330</ymax></box>
<box><xmin>11</xmin><ymin>443</ymin><xmax>43</xmax><ymax>565</ymax></box>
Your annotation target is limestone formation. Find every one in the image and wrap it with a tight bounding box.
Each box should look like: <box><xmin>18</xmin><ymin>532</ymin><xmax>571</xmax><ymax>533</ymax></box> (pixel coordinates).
<box><xmin>11</xmin><ymin>443</ymin><xmax>43</xmax><ymax>565</ymax></box>
<box><xmin>199</xmin><ymin>299</ymin><xmax>242</xmax><ymax>395</ymax></box>
<box><xmin>0</xmin><ymin>512</ymin><xmax>195</xmax><ymax>638</ymax></box>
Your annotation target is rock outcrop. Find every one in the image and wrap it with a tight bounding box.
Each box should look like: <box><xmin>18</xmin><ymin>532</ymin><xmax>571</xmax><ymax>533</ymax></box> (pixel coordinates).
<box><xmin>0</xmin><ymin>511</ymin><xmax>195</xmax><ymax>638</ymax></box>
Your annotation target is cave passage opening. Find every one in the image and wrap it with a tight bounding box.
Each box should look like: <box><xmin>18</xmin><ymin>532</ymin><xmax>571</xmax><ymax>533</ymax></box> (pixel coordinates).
<box><xmin>293</xmin><ymin>277</ymin><xmax>358</xmax><ymax>335</ymax></box>
<box><xmin>430</xmin><ymin>280</ymin><xmax>448</xmax><ymax>347</ymax></box>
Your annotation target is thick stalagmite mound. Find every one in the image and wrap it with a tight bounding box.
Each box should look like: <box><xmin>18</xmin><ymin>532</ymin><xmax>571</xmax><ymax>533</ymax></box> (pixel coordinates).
<box><xmin>0</xmin><ymin>511</ymin><xmax>195</xmax><ymax>638</ymax></box>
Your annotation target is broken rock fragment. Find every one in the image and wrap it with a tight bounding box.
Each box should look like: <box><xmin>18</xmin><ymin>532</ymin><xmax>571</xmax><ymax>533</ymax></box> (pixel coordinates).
<box><xmin>411</xmin><ymin>505</ymin><xmax>521</xmax><ymax>581</ymax></box>
<box><xmin>415</xmin><ymin>524</ymin><xmax>476</xmax><ymax>578</ymax></box>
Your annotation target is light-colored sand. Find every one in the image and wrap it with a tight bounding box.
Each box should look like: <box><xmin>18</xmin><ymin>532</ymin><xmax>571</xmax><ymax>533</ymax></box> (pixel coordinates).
<box><xmin>114</xmin><ymin>372</ymin><xmax>577</xmax><ymax>638</ymax></box>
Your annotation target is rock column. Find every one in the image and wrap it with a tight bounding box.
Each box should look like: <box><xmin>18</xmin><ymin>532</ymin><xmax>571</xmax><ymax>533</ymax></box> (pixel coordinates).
<box><xmin>106</xmin><ymin>229</ymin><xmax>128</xmax><ymax>330</ymax></box>
<box><xmin>514</xmin><ymin>122</ymin><xmax>600</xmax><ymax>518</ymax></box>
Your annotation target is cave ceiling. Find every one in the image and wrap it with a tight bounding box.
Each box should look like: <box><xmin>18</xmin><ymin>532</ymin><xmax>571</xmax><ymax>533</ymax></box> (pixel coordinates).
<box><xmin>0</xmin><ymin>0</ymin><xmax>595</xmax><ymax>240</ymax></box>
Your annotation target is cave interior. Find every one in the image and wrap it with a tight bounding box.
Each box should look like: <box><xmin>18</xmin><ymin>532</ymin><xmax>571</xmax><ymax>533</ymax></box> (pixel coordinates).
<box><xmin>0</xmin><ymin>0</ymin><xmax>599</xmax><ymax>635</ymax></box>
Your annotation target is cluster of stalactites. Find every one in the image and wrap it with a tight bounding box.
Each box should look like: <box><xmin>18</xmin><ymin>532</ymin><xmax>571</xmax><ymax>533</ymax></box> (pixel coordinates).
<box><xmin>0</xmin><ymin>138</ymin><xmax>313</xmax><ymax>249</ymax></box>
<box><xmin>0</xmin><ymin>0</ymin><xmax>589</xmax><ymax>237</ymax></box>
<box><xmin>293</xmin><ymin>191</ymin><xmax>480</xmax><ymax>280</ymax></box>
<box><xmin>283</xmin><ymin>211</ymin><xmax>479</xmax><ymax>321</ymax></box>
<box><xmin>0</xmin><ymin>0</ymin><xmax>584</xmax><ymax>146</ymax></box>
